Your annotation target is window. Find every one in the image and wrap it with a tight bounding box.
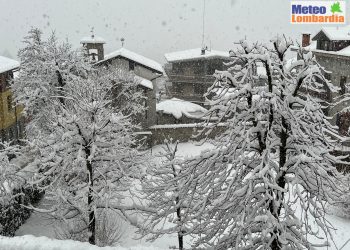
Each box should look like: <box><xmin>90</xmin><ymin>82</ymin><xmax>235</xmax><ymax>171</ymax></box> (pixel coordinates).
<box><xmin>7</xmin><ymin>95</ymin><xmax>13</xmax><ymax>111</ymax></box>
<box><xmin>321</xmin><ymin>40</ymin><xmax>330</xmax><ymax>51</ymax></box>
<box><xmin>340</xmin><ymin>76</ymin><xmax>347</xmax><ymax>95</ymax></box>
<box><xmin>0</xmin><ymin>130</ymin><xmax>5</xmax><ymax>142</ymax></box>
<box><xmin>8</xmin><ymin>127</ymin><xmax>14</xmax><ymax>141</ymax></box>
<box><xmin>129</xmin><ymin>61</ymin><xmax>135</xmax><ymax>71</ymax></box>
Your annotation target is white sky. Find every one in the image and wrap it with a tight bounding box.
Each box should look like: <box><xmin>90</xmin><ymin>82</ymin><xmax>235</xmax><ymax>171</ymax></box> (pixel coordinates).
<box><xmin>0</xmin><ymin>0</ymin><xmax>349</xmax><ymax>63</ymax></box>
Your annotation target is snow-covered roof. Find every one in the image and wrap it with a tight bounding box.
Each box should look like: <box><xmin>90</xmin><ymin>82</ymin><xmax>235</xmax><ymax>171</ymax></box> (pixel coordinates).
<box><xmin>312</xmin><ymin>46</ymin><xmax>350</xmax><ymax>57</ymax></box>
<box><xmin>314</xmin><ymin>26</ymin><xmax>350</xmax><ymax>41</ymax></box>
<box><xmin>164</xmin><ymin>48</ymin><xmax>230</xmax><ymax>62</ymax></box>
<box><xmin>134</xmin><ymin>75</ymin><xmax>153</xmax><ymax>89</ymax></box>
<box><xmin>337</xmin><ymin>45</ymin><xmax>350</xmax><ymax>56</ymax></box>
<box><xmin>80</xmin><ymin>35</ymin><xmax>106</xmax><ymax>44</ymax></box>
<box><xmin>0</xmin><ymin>56</ymin><xmax>19</xmax><ymax>74</ymax></box>
<box><xmin>156</xmin><ymin>98</ymin><xmax>208</xmax><ymax>119</ymax></box>
<box><xmin>100</xmin><ymin>48</ymin><xmax>164</xmax><ymax>74</ymax></box>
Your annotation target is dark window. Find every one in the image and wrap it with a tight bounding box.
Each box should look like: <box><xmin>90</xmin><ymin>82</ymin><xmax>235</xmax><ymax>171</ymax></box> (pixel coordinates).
<box><xmin>0</xmin><ymin>130</ymin><xmax>5</xmax><ymax>142</ymax></box>
<box><xmin>336</xmin><ymin>113</ymin><xmax>341</xmax><ymax>127</ymax></box>
<box><xmin>340</xmin><ymin>76</ymin><xmax>347</xmax><ymax>95</ymax></box>
<box><xmin>8</xmin><ymin>127</ymin><xmax>14</xmax><ymax>141</ymax></box>
<box><xmin>7</xmin><ymin>95</ymin><xmax>13</xmax><ymax>111</ymax></box>
<box><xmin>320</xmin><ymin>40</ymin><xmax>330</xmax><ymax>51</ymax></box>
<box><xmin>0</xmin><ymin>74</ymin><xmax>6</xmax><ymax>92</ymax></box>
<box><xmin>129</xmin><ymin>61</ymin><xmax>135</xmax><ymax>71</ymax></box>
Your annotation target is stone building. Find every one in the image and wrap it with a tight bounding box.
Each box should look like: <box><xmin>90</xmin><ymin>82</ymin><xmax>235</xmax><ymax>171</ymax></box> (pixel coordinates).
<box><xmin>81</xmin><ymin>35</ymin><xmax>164</xmax><ymax>132</ymax></box>
<box><xmin>302</xmin><ymin>26</ymin><xmax>350</xmax><ymax>136</ymax></box>
<box><xmin>0</xmin><ymin>56</ymin><xmax>24</xmax><ymax>143</ymax></box>
<box><xmin>164</xmin><ymin>47</ymin><xmax>231</xmax><ymax>105</ymax></box>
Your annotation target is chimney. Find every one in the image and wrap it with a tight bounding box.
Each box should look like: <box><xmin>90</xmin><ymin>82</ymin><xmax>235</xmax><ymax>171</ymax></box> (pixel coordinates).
<box><xmin>201</xmin><ymin>47</ymin><xmax>206</xmax><ymax>55</ymax></box>
<box><xmin>302</xmin><ymin>32</ymin><xmax>311</xmax><ymax>47</ymax></box>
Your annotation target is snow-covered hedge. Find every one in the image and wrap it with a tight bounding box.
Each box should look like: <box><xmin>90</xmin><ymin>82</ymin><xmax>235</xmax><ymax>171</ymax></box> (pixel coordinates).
<box><xmin>0</xmin><ymin>187</ymin><xmax>43</xmax><ymax>236</ymax></box>
<box><xmin>0</xmin><ymin>235</ymin><xmax>161</xmax><ymax>250</ymax></box>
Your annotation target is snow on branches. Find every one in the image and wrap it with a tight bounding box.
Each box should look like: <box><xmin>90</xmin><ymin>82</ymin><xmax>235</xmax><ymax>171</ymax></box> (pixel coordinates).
<box><xmin>140</xmin><ymin>140</ymin><xmax>194</xmax><ymax>250</ymax></box>
<box><xmin>161</xmin><ymin>36</ymin><xmax>347</xmax><ymax>249</ymax></box>
<box><xmin>11</xmin><ymin>28</ymin><xmax>146</xmax><ymax>245</ymax></box>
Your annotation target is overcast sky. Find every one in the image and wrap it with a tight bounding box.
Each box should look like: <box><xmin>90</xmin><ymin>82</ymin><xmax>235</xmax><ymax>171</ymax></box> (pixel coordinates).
<box><xmin>0</xmin><ymin>0</ymin><xmax>349</xmax><ymax>63</ymax></box>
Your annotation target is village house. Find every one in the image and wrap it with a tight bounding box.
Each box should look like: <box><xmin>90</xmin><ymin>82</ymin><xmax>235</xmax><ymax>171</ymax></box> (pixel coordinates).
<box><xmin>81</xmin><ymin>34</ymin><xmax>164</xmax><ymax>132</ymax></box>
<box><xmin>301</xmin><ymin>26</ymin><xmax>350</xmax><ymax>136</ymax></box>
<box><xmin>164</xmin><ymin>47</ymin><xmax>231</xmax><ymax>105</ymax></box>
<box><xmin>0</xmin><ymin>56</ymin><xmax>24</xmax><ymax>143</ymax></box>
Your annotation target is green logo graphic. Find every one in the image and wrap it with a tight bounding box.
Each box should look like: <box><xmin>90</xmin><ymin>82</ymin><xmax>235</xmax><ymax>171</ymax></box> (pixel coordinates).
<box><xmin>331</xmin><ymin>2</ymin><xmax>342</xmax><ymax>14</ymax></box>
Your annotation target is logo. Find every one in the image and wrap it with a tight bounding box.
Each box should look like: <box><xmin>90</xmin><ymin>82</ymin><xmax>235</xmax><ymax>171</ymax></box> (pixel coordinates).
<box><xmin>291</xmin><ymin>1</ymin><xmax>346</xmax><ymax>24</ymax></box>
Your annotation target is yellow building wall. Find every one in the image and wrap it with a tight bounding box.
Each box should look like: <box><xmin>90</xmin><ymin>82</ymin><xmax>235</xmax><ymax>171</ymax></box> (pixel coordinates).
<box><xmin>0</xmin><ymin>89</ymin><xmax>23</xmax><ymax>130</ymax></box>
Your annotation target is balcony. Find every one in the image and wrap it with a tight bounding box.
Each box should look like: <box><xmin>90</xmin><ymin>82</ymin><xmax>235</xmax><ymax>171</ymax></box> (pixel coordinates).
<box><xmin>166</xmin><ymin>74</ymin><xmax>215</xmax><ymax>84</ymax></box>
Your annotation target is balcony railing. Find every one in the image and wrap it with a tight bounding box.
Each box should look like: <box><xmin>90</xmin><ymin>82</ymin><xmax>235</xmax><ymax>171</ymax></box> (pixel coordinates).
<box><xmin>166</xmin><ymin>74</ymin><xmax>215</xmax><ymax>84</ymax></box>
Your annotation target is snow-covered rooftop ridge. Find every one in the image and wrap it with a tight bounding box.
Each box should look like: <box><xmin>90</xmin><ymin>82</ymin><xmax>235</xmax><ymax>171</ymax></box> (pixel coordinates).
<box><xmin>102</xmin><ymin>48</ymin><xmax>164</xmax><ymax>73</ymax></box>
<box><xmin>80</xmin><ymin>35</ymin><xmax>106</xmax><ymax>44</ymax></box>
<box><xmin>315</xmin><ymin>25</ymin><xmax>350</xmax><ymax>41</ymax></box>
<box><xmin>156</xmin><ymin>98</ymin><xmax>208</xmax><ymax>119</ymax></box>
<box><xmin>0</xmin><ymin>235</ymin><xmax>161</xmax><ymax>250</ymax></box>
<box><xmin>0</xmin><ymin>56</ymin><xmax>20</xmax><ymax>74</ymax></box>
<box><xmin>134</xmin><ymin>75</ymin><xmax>153</xmax><ymax>89</ymax></box>
<box><xmin>164</xmin><ymin>48</ymin><xmax>230</xmax><ymax>62</ymax></box>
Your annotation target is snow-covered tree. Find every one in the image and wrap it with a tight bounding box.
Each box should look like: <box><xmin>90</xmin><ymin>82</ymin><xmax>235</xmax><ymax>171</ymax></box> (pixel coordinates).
<box><xmin>22</xmin><ymin>68</ymin><xmax>145</xmax><ymax>245</ymax></box>
<box><xmin>12</xmin><ymin>28</ymin><xmax>88</xmax><ymax>136</ymax></box>
<box><xmin>140</xmin><ymin>140</ymin><xmax>192</xmax><ymax>250</ymax></box>
<box><xmin>166</xmin><ymin>37</ymin><xmax>347</xmax><ymax>249</ymax></box>
<box><xmin>12</xmin><ymin>28</ymin><xmax>146</xmax><ymax>245</ymax></box>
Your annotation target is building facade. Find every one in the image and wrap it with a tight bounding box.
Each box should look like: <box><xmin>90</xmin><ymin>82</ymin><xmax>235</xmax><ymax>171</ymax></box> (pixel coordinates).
<box><xmin>303</xmin><ymin>27</ymin><xmax>350</xmax><ymax>136</ymax></box>
<box><xmin>81</xmin><ymin>35</ymin><xmax>164</xmax><ymax>132</ymax></box>
<box><xmin>164</xmin><ymin>48</ymin><xmax>231</xmax><ymax>105</ymax></box>
<box><xmin>0</xmin><ymin>56</ymin><xmax>24</xmax><ymax>143</ymax></box>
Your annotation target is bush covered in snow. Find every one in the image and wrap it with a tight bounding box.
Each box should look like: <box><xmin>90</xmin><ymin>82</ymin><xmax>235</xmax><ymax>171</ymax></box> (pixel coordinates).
<box><xmin>0</xmin><ymin>143</ymin><xmax>44</xmax><ymax>237</ymax></box>
<box><xmin>0</xmin><ymin>186</ymin><xmax>43</xmax><ymax>237</ymax></box>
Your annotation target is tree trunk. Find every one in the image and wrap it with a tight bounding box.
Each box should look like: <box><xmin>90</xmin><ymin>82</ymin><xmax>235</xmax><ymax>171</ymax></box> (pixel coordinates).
<box><xmin>86</xmin><ymin>147</ymin><xmax>96</xmax><ymax>245</ymax></box>
<box><xmin>177</xmin><ymin>233</ymin><xmax>183</xmax><ymax>250</ymax></box>
<box><xmin>270</xmin><ymin>117</ymin><xmax>288</xmax><ymax>250</ymax></box>
<box><xmin>176</xmin><ymin>205</ymin><xmax>183</xmax><ymax>250</ymax></box>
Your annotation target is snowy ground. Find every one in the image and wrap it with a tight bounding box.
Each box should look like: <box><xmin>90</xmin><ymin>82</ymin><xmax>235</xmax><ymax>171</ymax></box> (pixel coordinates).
<box><xmin>12</xmin><ymin>141</ymin><xmax>350</xmax><ymax>249</ymax></box>
<box><xmin>0</xmin><ymin>235</ymin><xmax>161</xmax><ymax>250</ymax></box>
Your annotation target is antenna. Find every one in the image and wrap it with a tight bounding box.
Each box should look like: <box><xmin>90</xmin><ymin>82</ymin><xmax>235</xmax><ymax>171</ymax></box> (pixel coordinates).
<box><xmin>202</xmin><ymin>0</ymin><xmax>206</xmax><ymax>48</ymax></box>
<box><xmin>90</xmin><ymin>27</ymin><xmax>95</xmax><ymax>39</ymax></box>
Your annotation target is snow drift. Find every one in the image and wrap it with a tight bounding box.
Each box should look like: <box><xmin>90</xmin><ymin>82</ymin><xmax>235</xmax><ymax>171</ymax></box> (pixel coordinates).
<box><xmin>0</xmin><ymin>235</ymin><xmax>161</xmax><ymax>250</ymax></box>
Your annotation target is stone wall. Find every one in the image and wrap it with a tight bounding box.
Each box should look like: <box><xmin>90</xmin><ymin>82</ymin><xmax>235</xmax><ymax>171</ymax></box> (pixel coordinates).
<box><xmin>156</xmin><ymin>112</ymin><xmax>205</xmax><ymax>125</ymax></box>
<box><xmin>149</xmin><ymin>123</ymin><xmax>226</xmax><ymax>145</ymax></box>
